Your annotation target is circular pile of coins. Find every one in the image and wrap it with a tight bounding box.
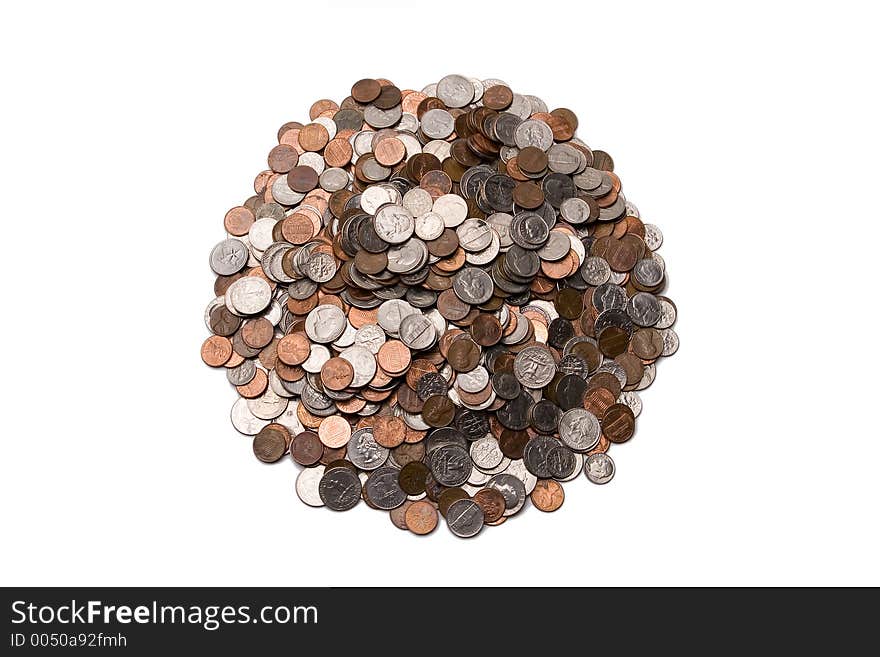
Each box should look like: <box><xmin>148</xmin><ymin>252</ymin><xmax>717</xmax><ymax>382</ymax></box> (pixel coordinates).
<box><xmin>202</xmin><ymin>75</ymin><xmax>679</xmax><ymax>537</ymax></box>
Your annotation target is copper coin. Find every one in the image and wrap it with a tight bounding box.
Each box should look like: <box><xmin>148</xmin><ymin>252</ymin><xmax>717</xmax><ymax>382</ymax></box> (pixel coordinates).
<box><xmin>530</xmin><ymin>479</ymin><xmax>565</xmax><ymax>512</ymax></box>
<box><xmin>447</xmin><ymin>337</ymin><xmax>481</xmax><ymax>372</ymax></box>
<box><xmin>298</xmin><ymin>123</ymin><xmax>329</xmax><ymax>152</ymax></box>
<box><xmin>499</xmin><ymin>429</ymin><xmax>530</xmax><ymax>459</ymax></box>
<box><xmin>615</xmin><ymin>352</ymin><xmax>645</xmax><ymax>387</ymax></box>
<box><xmin>291</xmin><ymin>430</ymin><xmax>323</xmax><ymax>466</ymax></box>
<box><xmin>438</xmin><ymin>487</ymin><xmax>469</xmax><ymax>517</ymax></box>
<box><xmin>397</xmin><ymin>384</ymin><xmax>424</xmax><ymax>413</ymax></box>
<box><xmin>405</xmin><ymin>500</ymin><xmax>439</xmax><ymax>535</ymax></box>
<box><xmin>318</xmin><ymin>415</ymin><xmax>352</xmax><ymax>448</ymax></box>
<box><xmin>406</xmin><ymin>359</ymin><xmax>438</xmax><ymax>390</ymax></box>
<box><xmin>223</xmin><ymin>206</ymin><xmax>255</xmax><ymax>236</ymax></box>
<box><xmin>241</xmin><ymin>318</ymin><xmax>274</xmax><ymax>349</ymax></box>
<box><xmin>201</xmin><ymin>335</ymin><xmax>232</xmax><ymax>367</ymax></box>
<box><xmin>421</xmin><ymin>395</ymin><xmax>455</xmax><ymax>427</ymax></box>
<box><xmin>253</xmin><ymin>424</ymin><xmax>289</xmax><ymax>463</ymax></box>
<box><xmin>390</xmin><ymin>500</ymin><xmax>414</xmax><ymax>530</ymax></box>
<box><xmin>287</xmin><ymin>165</ymin><xmax>319</xmax><ymax>193</ymax></box>
<box><xmin>469</xmin><ymin>313</ymin><xmax>503</xmax><ymax>347</ymax></box>
<box><xmin>512</xmin><ymin>181</ymin><xmax>544</xmax><ymax>209</ymax></box>
<box><xmin>482</xmin><ymin>85</ymin><xmax>513</xmax><ymax>110</ymax></box>
<box><xmin>602</xmin><ymin>404</ymin><xmax>636</xmax><ymax>443</ymax></box>
<box><xmin>373</xmin><ymin>415</ymin><xmax>406</xmax><ymax>449</ymax></box>
<box><xmin>598</xmin><ymin>326</ymin><xmax>630</xmax><ymax>357</ymax></box>
<box><xmin>276</xmin><ymin>332</ymin><xmax>310</xmax><ymax>365</ymax></box>
<box><xmin>398</xmin><ymin>461</ymin><xmax>430</xmax><ymax>495</ymax></box>
<box><xmin>377</xmin><ymin>339</ymin><xmax>411</xmax><ymax>375</ymax></box>
<box><xmin>555</xmin><ymin>288</ymin><xmax>584</xmax><ymax>320</ymax></box>
<box><xmin>473</xmin><ymin>488</ymin><xmax>506</xmax><ymax>523</ymax></box>
<box><xmin>583</xmin><ymin>386</ymin><xmax>616</xmax><ymax>417</ymax></box>
<box><xmin>267</xmin><ymin>144</ymin><xmax>299</xmax><ymax>173</ymax></box>
<box><xmin>320</xmin><ymin>357</ymin><xmax>354</xmax><ymax>391</ymax></box>
<box><xmin>351</xmin><ymin>78</ymin><xmax>381</xmax><ymax>103</ymax></box>
<box><xmin>235</xmin><ymin>368</ymin><xmax>268</xmax><ymax>399</ymax></box>
<box><xmin>631</xmin><ymin>328</ymin><xmax>664</xmax><ymax>360</ymax></box>
<box><xmin>588</xmin><ymin>371</ymin><xmax>622</xmax><ymax>399</ymax></box>
<box><xmin>518</xmin><ymin>146</ymin><xmax>548</xmax><ymax>174</ymax></box>
<box><xmin>373</xmin><ymin>137</ymin><xmax>406</xmax><ymax>167</ymax></box>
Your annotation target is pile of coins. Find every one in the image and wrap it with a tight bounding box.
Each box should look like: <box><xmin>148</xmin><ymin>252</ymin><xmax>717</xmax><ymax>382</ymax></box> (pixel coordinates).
<box><xmin>202</xmin><ymin>75</ymin><xmax>678</xmax><ymax>538</ymax></box>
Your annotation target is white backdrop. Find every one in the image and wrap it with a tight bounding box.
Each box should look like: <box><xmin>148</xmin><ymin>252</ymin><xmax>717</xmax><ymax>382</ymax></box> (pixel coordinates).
<box><xmin>1</xmin><ymin>1</ymin><xmax>878</xmax><ymax>586</ymax></box>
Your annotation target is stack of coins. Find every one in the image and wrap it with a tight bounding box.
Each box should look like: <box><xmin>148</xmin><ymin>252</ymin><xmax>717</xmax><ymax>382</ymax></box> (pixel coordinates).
<box><xmin>202</xmin><ymin>75</ymin><xmax>679</xmax><ymax>537</ymax></box>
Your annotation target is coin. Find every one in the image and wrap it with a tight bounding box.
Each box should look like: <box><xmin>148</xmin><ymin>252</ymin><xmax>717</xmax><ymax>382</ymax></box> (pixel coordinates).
<box><xmin>530</xmin><ymin>479</ymin><xmax>565</xmax><ymax>512</ymax></box>
<box><xmin>203</xmin><ymin>74</ymin><xmax>677</xmax><ymax>537</ymax></box>
<box><xmin>405</xmin><ymin>500</ymin><xmax>439</xmax><ymax>535</ymax></box>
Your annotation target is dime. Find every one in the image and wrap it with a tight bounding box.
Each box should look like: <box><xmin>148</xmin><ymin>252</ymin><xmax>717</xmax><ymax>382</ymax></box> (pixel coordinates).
<box><xmin>585</xmin><ymin>452</ymin><xmax>615</xmax><ymax>484</ymax></box>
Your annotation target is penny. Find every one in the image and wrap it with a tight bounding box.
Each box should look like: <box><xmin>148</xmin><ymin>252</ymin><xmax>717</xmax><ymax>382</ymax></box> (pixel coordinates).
<box><xmin>291</xmin><ymin>430</ymin><xmax>323</xmax><ymax>466</ymax></box>
<box><xmin>204</xmin><ymin>75</ymin><xmax>677</xmax><ymax>537</ymax></box>
<box><xmin>473</xmin><ymin>488</ymin><xmax>506</xmax><ymax>522</ymax></box>
<box><xmin>530</xmin><ymin>479</ymin><xmax>565</xmax><ymax>512</ymax></box>
<box><xmin>373</xmin><ymin>415</ymin><xmax>406</xmax><ymax>449</ymax></box>
<box><xmin>252</xmin><ymin>424</ymin><xmax>289</xmax><ymax>463</ymax></box>
<box><xmin>201</xmin><ymin>335</ymin><xmax>232</xmax><ymax>367</ymax></box>
<box><xmin>318</xmin><ymin>415</ymin><xmax>352</xmax><ymax>448</ymax></box>
<box><xmin>405</xmin><ymin>500</ymin><xmax>439</xmax><ymax>535</ymax></box>
<box><xmin>601</xmin><ymin>404</ymin><xmax>636</xmax><ymax>443</ymax></box>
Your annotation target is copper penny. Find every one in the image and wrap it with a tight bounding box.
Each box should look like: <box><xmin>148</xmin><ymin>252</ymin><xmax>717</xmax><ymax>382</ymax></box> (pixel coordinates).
<box><xmin>398</xmin><ymin>461</ymin><xmax>430</xmax><ymax>495</ymax></box>
<box><xmin>421</xmin><ymin>395</ymin><xmax>455</xmax><ymax>427</ymax></box>
<box><xmin>318</xmin><ymin>415</ymin><xmax>352</xmax><ymax>448</ymax></box>
<box><xmin>201</xmin><ymin>335</ymin><xmax>232</xmax><ymax>367</ymax></box>
<box><xmin>320</xmin><ymin>357</ymin><xmax>355</xmax><ymax>391</ymax></box>
<box><xmin>473</xmin><ymin>488</ymin><xmax>506</xmax><ymax>522</ymax></box>
<box><xmin>377</xmin><ymin>340</ymin><xmax>411</xmax><ymax>376</ymax></box>
<box><xmin>373</xmin><ymin>415</ymin><xmax>406</xmax><ymax>449</ymax></box>
<box><xmin>373</xmin><ymin>137</ymin><xmax>406</xmax><ymax>166</ymax></box>
<box><xmin>405</xmin><ymin>500</ymin><xmax>439</xmax><ymax>535</ymax></box>
<box><xmin>298</xmin><ymin>123</ymin><xmax>329</xmax><ymax>152</ymax></box>
<box><xmin>223</xmin><ymin>206</ymin><xmax>255</xmax><ymax>236</ymax></box>
<box><xmin>482</xmin><ymin>84</ymin><xmax>513</xmax><ymax>110</ymax></box>
<box><xmin>470</xmin><ymin>313</ymin><xmax>503</xmax><ymax>346</ymax></box>
<box><xmin>583</xmin><ymin>386</ymin><xmax>616</xmax><ymax>417</ymax></box>
<box><xmin>598</xmin><ymin>326</ymin><xmax>630</xmax><ymax>357</ymax></box>
<box><xmin>351</xmin><ymin>78</ymin><xmax>381</xmax><ymax>103</ymax></box>
<box><xmin>287</xmin><ymin>165</ymin><xmax>319</xmax><ymax>193</ymax></box>
<box><xmin>267</xmin><ymin>144</ymin><xmax>299</xmax><ymax>173</ymax></box>
<box><xmin>438</xmin><ymin>488</ymin><xmax>469</xmax><ymax>517</ymax></box>
<box><xmin>276</xmin><ymin>332</ymin><xmax>310</xmax><ymax>366</ymax></box>
<box><xmin>531</xmin><ymin>479</ymin><xmax>565</xmax><ymax>512</ymax></box>
<box><xmin>291</xmin><ymin>430</ymin><xmax>323</xmax><ymax>466</ymax></box>
<box><xmin>253</xmin><ymin>424</ymin><xmax>289</xmax><ymax>463</ymax></box>
<box><xmin>240</xmin><ymin>318</ymin><xmax>274</xmax><ymax>349</ymax></box>
<box><xmin>602</xmin><ymin>404</ymin><xmax>636</xmax><ymax>443</ymax></box>
<box><xmin>235</xmin><ymin>368</ymin><xmax>268</xmax><ymax>399</ymax></box>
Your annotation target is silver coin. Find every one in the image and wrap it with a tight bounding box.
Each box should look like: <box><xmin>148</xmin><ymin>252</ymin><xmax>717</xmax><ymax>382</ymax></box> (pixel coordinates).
<box><xmin>446</xmin><ymin>498</ymin><xmax>484</xmax><ymax>538</ymax></box>
<box><xmin>304</xmin><ymin>304</ymin><xmax>346</xmax><ymax>343</ymax></box>
<box><xmin>386</xmin><ymin>239</ymin><xmax>427</xmax><ymax>274</ymax></box>
<box><xmin>558</xmin><ymin>452</ymin><xmax>584</xmax><ymax>482</ymax></box>
<box><xmin>226</xmin><ymin>359</ymin><xmax>256</xmax><ymax>386</ymax></box>
<box><xmin>504</xmin><ymin>459</ymin><xmax>538</xmax><ymax>495</ymax></box>
<box><xmin>585</xmin><ymin>453</ymin><xmax>615</xmax><ymax>485</ymax></box>
<box><xmin>486</xmin><ymin>473</ymin><xmax>526</xmax><ymax>516</ymax></box>
<box><xmin>465</xmin><ymin>230</ymin><xmax>501</xmax><ymax>266</ymax></box>
<box><xmin>558</xmin><ymin>408</ymin><xmax>601</xmax><ymax>452</ymax></box>
<box><xmin>339</xmin><ymin>345</ymin><xmax>377</xmax><ymax>387</ymax></box>
<box><xmin>513</xmin><ymin>345</ymin><xmax>556</xmax><ymax>388</ymax></box>
<box><xmin>271</xmin><ymin>175</ymin><xmax>305</xmax><ymax>205</ymax></box>
<box><xmin>347</xmin><ymin>428</ymin><xmax>389</xmax><ymax>471</ymax></box>
<box><xmin>227</xmin><ymin>276</ymin><xmax>272</xmax><ymax>315</ymax></box>
<box><xmin>331</xmin><ymin>321</ymin><xmax>357</xmax><ymax>349</ymax></box>
<box><xmin>514</xmin><ymin>119</ymin><xmax>554</xmax><ymax>151</ymax></box>
<box><xmin>618</xmin><ymin>391</ymin><xmax>643</xmax><ymax>417</ymax></box>
<box><xmin>364</xmin><ymin>466</ymin><xmax>406</xmax><ymax>510</ymax></box>
<box><xmin>414</xmin><ymin>211</ymin><xmax>445</xmax><ymax>241</ymax></box>
<box><xmin>470</xmin><ymin>435</ymin><xmax>504</xmax><ymax>470</ymax></box>
<box><xmin>210</xmin><ymin>238</ymin><xmax>248</xmax><ymax>275</ymax></box>
<box><xmin>319</xmin><ymin>167</ymin><xmax>349</xmax><ymax>192</ymax></box>
<box><xmin>319</xmin><ymin>467</ymin><xmax>362</xmax><ymax>511</ymax></box>
<box><xmin>660</xmin><ymin>328</ymin><xmax>680</xmax><ymax>356</ymax></box>
<box><xmin>452</xmin><ymin>267</ymin><xmax>494</xmax><ymax>304</ymax></box>
<box><xmin>360</xmin><ymin>184</ymin><xmax>400</xmax><ymax>214</ymax></box>
<box><xmin>456</xmin><ymin>365</ymin><xmax>489</xmax><ymax>393</ymax></box>
<box><xmin>627</xmin><ymin>292</ymin><xmax>661</xmax><ymax>327</ymax></box>
<box><xmin>456</xmin><ymin>219</ymin><xmax>493</xmax><ymax>252</ymax></box>
<box><xmin>643</xmin><ymin>223</ymin><xmax>663</xmax><ymax>251</ymax></box>
<box><xmin>547</xmin><ymin>143</ymin><xmax>581</xmax><ymax>174</ymax></box>
<box><xmin>536</xmin><ymin>231</ymin><xmax>571</xmax><ymax>261</ymax></box>
<box><xmin>436</xmin><ymin>74</ymin><xmax>475</xmax><ymax>108</ymax></box>
<box><xmin>429</xmin><ymin>445</ymin><xmax>472</xmax><ymax>487</ymax></box>
<box><xmin>420</xmin><ymin>108</ymin><xmax>455</xmax><ymax>139</ymax></box>
<box><xmin>560</xmin><ymin>197</ymin><xmax>592</xmax><ymax>225</ymax></box>
<box><xmin>247</xmin><ymin>387</ymin><xmax>288</xmax><ymax>420</ymax></box>
<box><xmin>655</xmin><ymin>297</ymin><xmax>677</xmax><ymax>330</ymax></box>
<box><xmin>354</xmin><ymin>323</ymin><xmax>386</xmax><ymax>354</ymax></box>
<box><xmin>403</xmin><ymin>187</ymin><xmax>433</xmax><ymax>216</ymax></box>
<box><xmin>295</xmin><ymin>465</ymin><xmax>326</xmax><ymax>507</ymax></box>
<box><xmin>305</xmin><ymin>251</ymin><xmax>337</xmax><ymax>283</ymax></box>
<box><xmin>377</xmin><ymin>299</ymin><xmax>416</xmax><ymax>334</ymax></box>
<box><xmin>364</xmin><ymin>104</ymin><xmax>402</xmax><ymax>129</ymax></box>
<box><xmin>301</xmin><ymin>343</ymin><xmax>330</xmax><ymax>373</ymax></box>
<box><xmin>398</xmin><ymin>313</ymin><xmax>437</xmax><ymax>351</ymax></box>
<box><xmin>635</xmin><ymin>362</ymin><xmax>656</xmax><ymax>390</ymax></box>
<box><xmin>248</xmin><ymin>218</ymin><xmax>276</xmax><ymax>251</ymax></box>
<box><xmin>373</xmin><ymin>204</ymin><xmax>415</xmax><ymax>244</ymax></box>
<box><xmin>230</xmin><ymin>396</ymin><xmax>269</xmax><ymax>436</ymax></box>
<box><xmin>432</xmin><ymin>194</ymin><xmax>468</xmax><ymax>228</ymax></box>
<box><xmin>581</xmin><ymin>256</ymin><xmax>611</xmax><ymax>286</ymax></box>
<box><xmin>485</xmin><ymin>212</ymin><xmax>513</xmax><ymax>248</ymax></box>
<box><xmin>633</xmin><ymin>258</ymin><xmax>664</xmax><ymax>288</ymax></box>
<box><xmin>423</xmin><ymin>139</ymin><xmax>452</xmax><ymax>161</ymax></box>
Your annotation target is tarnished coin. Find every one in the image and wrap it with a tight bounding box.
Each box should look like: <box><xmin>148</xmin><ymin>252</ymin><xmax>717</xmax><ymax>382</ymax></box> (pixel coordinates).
<box><xmin>319</xmin><ymin>467</ymin><xmax>361</xmax><ymax>511</ymax></box>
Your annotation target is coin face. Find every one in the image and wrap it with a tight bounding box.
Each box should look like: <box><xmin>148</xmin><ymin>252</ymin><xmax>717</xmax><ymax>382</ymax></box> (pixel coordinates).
<box><xmin>203</xmin><ymin>74</ymin><xmax>677</xmax><ymax>537</ymax></box>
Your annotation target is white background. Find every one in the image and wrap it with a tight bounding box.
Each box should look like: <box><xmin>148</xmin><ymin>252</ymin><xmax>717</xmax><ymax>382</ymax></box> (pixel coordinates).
<box><xmin>1</xmin><ymin>1</ymin><xmax>878</xmax><ymax>586</ymax></box>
